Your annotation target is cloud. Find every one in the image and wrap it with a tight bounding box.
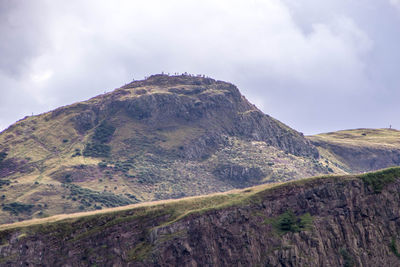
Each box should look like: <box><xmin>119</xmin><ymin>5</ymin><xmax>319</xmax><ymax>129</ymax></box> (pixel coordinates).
<box><xmin>390</xmin><ymin>0</ymin><xmax>400</xmax><ymax>10</ymax></box>
<box><xmin>0</xmin><ymin>0</ymin><xmax>399</xmax><ymax>134</ymax></box>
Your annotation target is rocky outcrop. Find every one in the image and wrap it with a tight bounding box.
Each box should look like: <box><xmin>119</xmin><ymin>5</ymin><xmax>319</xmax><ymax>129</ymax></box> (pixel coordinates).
<box><xmin>213</xmin><ymin>163</ymin><xmax>265</xmax><ymax>187</ymax></box>
<box><xmin>1</xmin><ymin>169</ymin><xmax>400</xmax><ymax>266</ymax></box>
<box><xmin>89</xmin><ymin>75</ymin><xmax>319</xmax><ymax>159</ymax></box>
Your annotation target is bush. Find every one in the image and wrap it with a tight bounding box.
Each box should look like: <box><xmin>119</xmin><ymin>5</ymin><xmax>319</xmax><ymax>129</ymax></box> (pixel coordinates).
<box><xmin>98</xmin><ymin>162</ymin><xmax>108</xmax><ymax>168</ymax></box>
<box><xmin>92</xmin><ymin>122</ymin><xmax>115</xmax><ymax>143</ymax></box>
<box><xmin>83</xmin><ymin>121</ymin><xmax>115</xmax><ymax>158</ymax></box>
<box><xmin>72</xmin><ymin>148</ymin><xmax>82</xmax><ymax>157</ymax></box>
<box><xmin>2</xmin><ymin>202</ymin><xmax>34</xmax><ymax>215</ymax></box>
<box><xmin>64</xmin><ymin>184</ymin><xmax>136</xmax><ymax>208</ymax></box>
<box><xmin>0</xmin><ymin>179</ymin><xmax>10</xmax><ymax>188</ymax></box>
<box><xmin>0</xmin><ymin>152</ymin><xmax>7</xmax><ymax>163</ymax></box>
<box><xmin>390</xmin><ymin>238</ymin><xmax>400</xmax><ymax>259</ymax></box>
<box><xmin>271</xmin><ymin>210</ymin><xmax>313</xmax><ymax>234</ymax></box>
<box><xmin>83</xmin><ymin>143</ymin><xmax>111</xmax><ymax>158</ymax></box>
<box><xmin>339</xmin><ymin>247</ymin><xmax>355</xmax><ymax>267</ymax></box>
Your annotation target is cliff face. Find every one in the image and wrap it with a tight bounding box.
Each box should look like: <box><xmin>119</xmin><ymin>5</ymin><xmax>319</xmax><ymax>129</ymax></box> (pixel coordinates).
<box><xmin>0</xmin><ymin>74</ymin><xmax>325</xmax><ymax>224</ymax></box>
<box><xmin>1</xmin><ymin>168</ymin><xmax>400</xmax><ymax>266</ymax></box>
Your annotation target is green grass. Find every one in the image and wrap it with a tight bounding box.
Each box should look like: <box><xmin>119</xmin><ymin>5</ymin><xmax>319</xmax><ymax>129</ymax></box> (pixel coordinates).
<box><xmin>360</xmin><ymin>167</ymin><xmax>400</xmax><ymax>193</ymax></box>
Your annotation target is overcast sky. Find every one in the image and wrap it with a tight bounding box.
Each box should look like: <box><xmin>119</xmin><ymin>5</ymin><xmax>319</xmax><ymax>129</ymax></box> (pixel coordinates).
<box><xmin>1</xmin><ymin>0</ymin><xmax>399</xmax><ymax>134</ymax></box>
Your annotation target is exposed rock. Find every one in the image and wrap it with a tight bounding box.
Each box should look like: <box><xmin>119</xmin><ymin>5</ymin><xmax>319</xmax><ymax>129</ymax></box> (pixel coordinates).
<box><xmin>213</xmin><ymin>163</ymin><xmax>265</xmax><ymax>187</ymax></box>
<box><xmin>73</xmin><ymin>109</ymin><xmax>98</xmax><ymax>133</ymax></box>
<box><xmin>1</xmin><ymin>169</ymin><xmax>400</xmax><ymax>266</ymax></box>
<box><xmin>113</xmin><ymin>75</ymin><xmax>319</xmax><ymax>159</ymax></box>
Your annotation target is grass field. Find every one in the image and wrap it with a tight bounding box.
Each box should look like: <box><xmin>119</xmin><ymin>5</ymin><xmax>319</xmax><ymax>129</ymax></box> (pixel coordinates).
<box><xmin>308</xmin><ymin>128</ymin><xmax>400</xmax><ymax>148</ymax></box>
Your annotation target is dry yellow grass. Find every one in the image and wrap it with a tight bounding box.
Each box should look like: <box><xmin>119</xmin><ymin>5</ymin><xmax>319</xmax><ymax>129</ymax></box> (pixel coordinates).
<box><xmin>0</xmin><ymin>181</ymin><xmax>283</xmax><ymax>231</ymax></box>
<box><xmin>308</xmin><ymin>128</ymin><xmax>400</xmax><ymax>148</ymax></box>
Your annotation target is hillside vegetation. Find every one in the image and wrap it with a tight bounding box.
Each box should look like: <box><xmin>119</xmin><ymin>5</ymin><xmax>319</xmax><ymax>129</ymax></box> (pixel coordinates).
<box><xmin>308</xmin><ymin>128</ymin><xmax>400</xmax><ymax>173</ymax></box>
<box><xmin>1</xmin><ymin>168</ymin><xmax>400</xmax><ymax>266</ymax></box>
<box><xmin>0</xmin><ymin>74</ymin><xmax>328</xmax><ymax>224</ymax></box>
<box><xmin>0</xmin><ymin>74</ymin><xmax>399</xmax><ymax>225</ymax></box>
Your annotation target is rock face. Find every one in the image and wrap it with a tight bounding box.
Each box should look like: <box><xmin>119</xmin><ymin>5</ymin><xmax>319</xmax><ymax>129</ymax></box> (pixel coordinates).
<box><xmin>99</xmin><ymin>74</ymin><xmax>319</xmax><ymax>159</ymax></box>
<box><xmin>1</xmin><ymin>168</ymin><xmax>400</xmax><ymax>266</ymax></box>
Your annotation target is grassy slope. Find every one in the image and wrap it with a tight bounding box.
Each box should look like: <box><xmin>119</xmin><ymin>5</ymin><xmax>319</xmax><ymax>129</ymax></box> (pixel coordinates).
<box><xmin>308</xmin><ymin>128</ymin><xmax>400</xmax><ymax>172</ymax></box>
<box><xmin>309</xmin><ymin>128</ymin><xmax>400</xmax><ymax>148</ymax></box>
<box><xmin>2</xmin><ymin>167</ymin><xmax>399</xmax><ymax>232</ymax></box>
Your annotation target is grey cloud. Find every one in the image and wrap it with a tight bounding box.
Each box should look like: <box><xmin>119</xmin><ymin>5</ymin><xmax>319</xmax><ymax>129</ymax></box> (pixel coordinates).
<box><xmin>0</xmin><ymin>1</ymin><xmax>49</xmax><ymax>77</ymax></box>
<box><xmin>0</xmin><ymin>0</ymin><xmax>399</xmax><ymax>134</ymax></box>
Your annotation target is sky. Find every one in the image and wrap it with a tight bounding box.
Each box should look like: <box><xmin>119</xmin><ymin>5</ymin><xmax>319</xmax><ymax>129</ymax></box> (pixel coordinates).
<box><xmin>1</xmin><ymin>0</ymin><xmax>400</xmax><ymax>135</ymax></box>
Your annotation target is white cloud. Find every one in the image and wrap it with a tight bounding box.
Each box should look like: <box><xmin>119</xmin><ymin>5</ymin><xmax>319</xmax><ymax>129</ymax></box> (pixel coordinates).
<box><xmin>390</xmin><ymin>0</ymin><xmax>400</xmax><ymax>10</ymax></box>
<box><xmin>0</xmin><ymin>0</ymin><xmax>398</xmax><ymax>134</ymax></box>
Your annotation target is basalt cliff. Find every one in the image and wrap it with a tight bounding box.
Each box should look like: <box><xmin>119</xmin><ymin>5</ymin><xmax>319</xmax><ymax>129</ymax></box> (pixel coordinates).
<box><xmin>1</xmin><ymin>168</ymin><xmax>400</xmax><ymax>266</ymax></box>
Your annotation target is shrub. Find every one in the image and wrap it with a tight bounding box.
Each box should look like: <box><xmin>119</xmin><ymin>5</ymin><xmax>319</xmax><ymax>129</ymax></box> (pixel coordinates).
<box><xmin>270</xmin><ymin>210</ymin><xmax>313</xmax><ymax>234</ymax></box>
<box><xmin>0</xmin><ymin>152</ymin><xmax>7</xmax><ymax>163</ymax></box>
<box><xmin>83</xmin><ymin>121</ymin><xmax>115</xmax><ymax>158</ymax></box>
<box><xmin>92</xmin><ymin>122</ymin><xmax>115</xmax><ymax>143</ymax></box>
<box><xmin>2</xmin><ymin>202</ymin><xmax>34</xmax><ymax>215</ymax></box>
<box><xmin>98</xmin><ymin>162</ymin><xmax>108</xmax><ymax>168</ymax></box>
<box><xmin>339</xmin><ymin>247</ymin><xmax>355</xmax><ymax>267</ymax></box>
<box><xmin>83</xmin><ymin>143</ymin><xmax>111</xmax><ymax>158</ymax></box>
<box><xmin>390</xmin><ymin>238</ymin><xmax>400</xmax><ymax>259</ymax></box>
<box><xmin>72</xmin><ymin>148</ymin><xmax>82</xmax><ymax>157</ymax></box>
<box><xmin>64</xmin><ymin>184</ymin><xmax>135</xmax><ymax>208</ymax></box>
<box><xmin>0</xmin><ymin>179</ymin><xmax>10</xmax><ymax>188</ymax></box>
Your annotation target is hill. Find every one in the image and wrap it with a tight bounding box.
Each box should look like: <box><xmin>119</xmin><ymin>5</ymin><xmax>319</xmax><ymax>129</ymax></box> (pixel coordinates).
<box><xmin>1</xmin><ymin>168</ymin><xmax>400</xmax><ymax>266</ymax></box>
<box><xmin>0</xmin><ymin>74</ymin><xmax>327</xmax><ymax>224</ymax></box>
<box><xmin>308</xmin><ymin>128</ymin><xmax>400</xmax><ymax>173</ymax></box>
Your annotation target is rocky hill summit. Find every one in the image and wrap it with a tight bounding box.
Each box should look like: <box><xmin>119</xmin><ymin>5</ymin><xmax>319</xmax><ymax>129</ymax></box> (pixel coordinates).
<box><xmin>0</xmin><ymin>74</ymin><xmax>326</xmax><ymax>224</ymax></box>
<box><xmin>1</xmin><ymin>168</ymin><xmax>400</xmax><ymax>266</ymax></box>
<box><xmin>75</xmin><ymin>74</ymin><xmax>318</xmax><ymax>158</ymax></box>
